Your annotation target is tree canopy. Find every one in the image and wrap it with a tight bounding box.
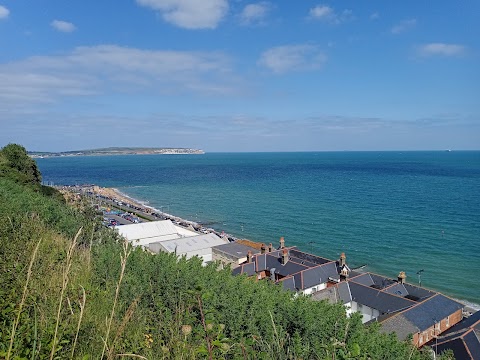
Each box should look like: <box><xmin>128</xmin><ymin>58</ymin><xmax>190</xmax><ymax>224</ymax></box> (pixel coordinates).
<box><xmin>0</xmin><ymin>143</ymin><xmax>42</xmax><ymax>185</ymax></box>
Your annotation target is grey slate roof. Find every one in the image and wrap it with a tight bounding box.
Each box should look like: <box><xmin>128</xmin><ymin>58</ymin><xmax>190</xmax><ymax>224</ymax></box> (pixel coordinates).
<box><xmin>402</xmin><ymin>294</ymin><xmax>464</xmax><ymax>332</ymax></box>
<box><xmin>349</xmin><ymin>282</ymin><xmax>416</xmax><ymax>314</ymax></box>
<box><xmin>302</xmin><ymin>262</ymin><xmax>339</xmax><ymax>289</ymax></box>
<box><xmin>213</xmin><ymin>242</ymin><xmax>257</xmax><ymax>258</ymax></box>
<box><xmin>380</xmin><ymin>294</ymin><xmax>464</xmax><ymax>340</ymax></box>
<box><xmin>311</xmin><ymin>282</ymin><xmax>352</xmax><ymax>304</ymax></box>
<box><xmin>350</xmin><ymin>273</ymin><xmax>396</xmax><ymax>289</ymax></box>
<box><xmin>232</xmin><ymin>262</ymin><xmax>256</xmax><ymax>276</ymax></box>
<box><xmin>337</xmin><ymin>281</ymin><xmax>353</xmax><ymax>303</ymax></box>
<box><xmin>427</xmin><ymin>311</ymin><xmax>480</xmax><ymax>360</ymax></box>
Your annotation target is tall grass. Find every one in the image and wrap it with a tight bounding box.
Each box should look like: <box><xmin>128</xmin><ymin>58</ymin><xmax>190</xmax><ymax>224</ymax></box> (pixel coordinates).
<box><xmin>101</xmin><ymin>240</ymin><xmax>132</xmax><ymax>359</ymax></box>
<box><xmin>6</xmin><ymin>236</ymin><xmax>42</xmax><ymax>360</ymax></box>
<box><xmin>50</xmin><ymin>227</ymin><xmax>82</xmax><ymax>360</ymax></box>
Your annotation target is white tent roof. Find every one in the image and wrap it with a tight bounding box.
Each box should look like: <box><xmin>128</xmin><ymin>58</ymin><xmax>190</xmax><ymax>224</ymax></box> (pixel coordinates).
<box><xmin>116</xmin><ymin>220</ymin><xmax>197</xmax><ymax>247</ymax></box>
<box><xmin>149</xmin><ymin>233</ymin><xmax>228</xmax><ymax>258</ymax></box>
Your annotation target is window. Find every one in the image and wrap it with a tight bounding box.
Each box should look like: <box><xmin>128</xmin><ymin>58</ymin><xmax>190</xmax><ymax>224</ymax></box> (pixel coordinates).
<box><xmin>445</xmin><ymin>316</ymin><xmax>449</xmax><ymax>327</ymax></box>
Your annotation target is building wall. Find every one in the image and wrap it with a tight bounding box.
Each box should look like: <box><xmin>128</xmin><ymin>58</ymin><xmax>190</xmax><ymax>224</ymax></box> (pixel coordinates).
<box><xmin>348</xmin><ymin>301</ymin><xmax>380</xmax><ymax>323</ymax></box>
<box><xmin>211</xmin><ymin>249</ymin><xmax>245</xmax><ymax>269</ymax></box>
<box><xmin>414</xmin><ymin>309</ymin><xmax>463</xmax><ymax>347</ymax></box>
<box><xmin>303</xmin><ymin>282</ymin><xmax>327</xmax><ymax>295</ymax></box>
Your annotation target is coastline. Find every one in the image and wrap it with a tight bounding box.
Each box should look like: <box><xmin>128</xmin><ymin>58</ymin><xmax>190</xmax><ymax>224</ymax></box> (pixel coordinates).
<box><xmin>88</xmin><ymin>185</ymin><xmax>239</xmax><ymax>242</ymax></box>
<box><xmin>70</xmin><ymin>184</ymin><xmax>480</xmax><ymax>312</ymax></box>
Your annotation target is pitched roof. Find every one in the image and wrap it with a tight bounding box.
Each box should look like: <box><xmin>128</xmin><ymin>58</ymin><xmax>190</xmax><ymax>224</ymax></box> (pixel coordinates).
<box><xmin>149</xmin><ymin>233</ymin><xmax>227</xmax><ymax>255</ymax></box>
<box><xmin>349</xmin><ymin>282</ymin><xmax>416</xmax><ymax>314</ymax></box>
<box><xmin>428</xmin><ymin>311</ymin><xmax>480</xmax><ymax>360</ymax></box>
<box><xmin>402</xmin><ymin>294</ymin><xmax>464</xmax><ymax>332</ymax></box>
<box><xmin>380</xmin><ymin>294</ymin><xmax>465</xmax><ymax>340</ymax></box>
<box><xmin>212</xmin><ymin>242</ymin><xmax>258</xmax><ymax>258</ymax></box>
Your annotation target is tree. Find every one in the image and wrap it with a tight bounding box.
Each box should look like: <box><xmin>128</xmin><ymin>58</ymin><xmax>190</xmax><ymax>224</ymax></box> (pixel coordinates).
<box><xmin>0</xmin><ymin>143</ymin><xmax>42</xmax><ymax>184</ymax></box>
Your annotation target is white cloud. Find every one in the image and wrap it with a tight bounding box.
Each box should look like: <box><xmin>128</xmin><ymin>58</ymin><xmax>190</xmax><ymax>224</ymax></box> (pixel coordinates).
<box><xmin>0</xmin><ymin>5</ymin><xmax>9</xmax><ymax>19</ymax></box>
<box><xmin>391</xmin><ymin>18</ymin><xmax>416</xmax><ymax>34</ymax></box>
<box><xmin>417</xmin><ymin>43</ymin><xmax>466</xmax><ymax>57</ymax></box>
<box><xmin>136</xmin><ymin>0</ymin><xmax>228</xmax><ymax>29</ymax></box>
<box><xmin>259</xmin><ymin>44</ymin><xmax>326</xmax><ymax>74</ymax></box>
<box><xmin>239</xmin><ymin>2</ymin><xmax>271</xmax><ymax>25</ymax></box>
<box><xmin>308</xmin><ymin>4</ymin><xmax>352</xmax><ymax>24</ymax></box>
<box><xmin>0</xmin><ymin>45</ymin><xmax>238</xmax><ymax>108</ymax></box>
<box><xmin>370</xmin><ymin>12</ymin><xmax>379</xmax><ymax>20</ymax></box>
<box><xmin>51</xmin><ymin>20</ymin><xmax>76</xmax><ymax>33</ymax></box>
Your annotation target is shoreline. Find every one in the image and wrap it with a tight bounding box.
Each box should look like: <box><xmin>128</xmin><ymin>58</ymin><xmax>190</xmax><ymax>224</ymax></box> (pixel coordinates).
<box><xmin>79</xmin><ymin>185</ymin><xmax>239</xmax><ymax>242</ymax></box>
<box><xmin>65</xmin><ymin>184</ymin><xmax>480</xmax><ymax>312</ymax></box>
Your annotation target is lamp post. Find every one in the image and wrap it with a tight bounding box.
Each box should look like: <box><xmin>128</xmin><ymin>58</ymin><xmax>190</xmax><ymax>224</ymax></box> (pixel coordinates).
<box><xmin>416</xmin><ymin>269</ymin><xmax>424</xmax><ymax>287</ymax></box>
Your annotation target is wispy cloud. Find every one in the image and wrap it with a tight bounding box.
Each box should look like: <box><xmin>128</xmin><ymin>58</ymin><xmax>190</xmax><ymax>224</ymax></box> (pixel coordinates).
<box><xmin>136</xmin><ymin>0</ymin><xmax>228</xmax><ymax>29</ymax></box>
<box><xmin>258</xmin><ymin>44</ymin><xmax>326</xmax><ymax>74</ymax></box>
<box><xmin>0</xmin><ymin>5</ymin><xmax>9</xmax><ymax>19</ymax></box>
<box><xmin>308</xmin><ymin>4</ymin><xmax>353</xmax><ymax>24</ymax></box>
<box><xmin>50</xmin><ymin>20</ymin><xmax>76</xmax><ymax>33</ymax></box>
<box><xmin>391</xmin><ymin>18</ymin><xmax>416</xmax><ymax>34</ymax></box>
<box><xmin>0</xmin><ymin>45</ymin><xmax>238</xmax><ymax>109</ymax></box>
<box><xmin>417</xmin><ymin>43</ymin><xmax>466</xmax><ymax>57</ymax></box>
<box><xmin>239</xmin><ymin>2</ymin><xmax>271</xmax><ymax>26</ymax></box>
<box><xmin>370</xmin><ymin>12</ymin><xmax>379</xmax><ymax>20</ymax></box>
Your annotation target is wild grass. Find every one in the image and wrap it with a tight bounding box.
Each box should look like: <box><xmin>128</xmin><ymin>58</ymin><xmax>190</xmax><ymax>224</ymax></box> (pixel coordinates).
<box><xmin>6</xmin><ymin>235</ymin><xmax>42</xmax><ymax>360</ymax></box>
<box><xmin>101</xmin><ymin>240</ymin><xmax>132</xmax><ymax>359</ymax></box>
<box><xmin>50</xmin><ymin>227</ymin><xmax>82</xmax><ymax>360</ymax></box>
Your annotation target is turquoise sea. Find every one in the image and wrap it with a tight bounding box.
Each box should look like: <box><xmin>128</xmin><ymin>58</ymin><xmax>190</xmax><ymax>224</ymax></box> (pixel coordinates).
<box><xmin>37</xmin><ymin>151</ymin><xmax>480</xmax><ymax>306</ymax></box>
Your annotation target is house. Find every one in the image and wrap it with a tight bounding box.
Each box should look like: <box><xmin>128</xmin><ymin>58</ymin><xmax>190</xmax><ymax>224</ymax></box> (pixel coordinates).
<box><xmin>425</xmin><ymin>310</ymin><xmax>480</xmax><ymax>359</ymax></box>
<box><xmin>212</xmin><ymin>241</ymin><xmax>260</xmax><ymax>269</ymax></box>
<box><xmin>312</xmin><ymin>270</ymin><xmax>464</xmax><ymax>347</ymax></box>
<box><xmin>232</xmin><ymin>237</ymin><xmax>347</xmax><ymax>295</ymax></box>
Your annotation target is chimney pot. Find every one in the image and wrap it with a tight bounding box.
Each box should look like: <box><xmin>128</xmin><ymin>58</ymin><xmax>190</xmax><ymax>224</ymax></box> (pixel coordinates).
<box><xmin>398</xmin><ymin>271</ymin><xmax>407</xmax><ymax>284</ymax></box>
<box><xmin>268</xmin><ymin>243</ymin><xmax>273</xmax><ymax>252</ymax></box>
<box><xmin>279</xmin><ymin>237</ymin><xmax>285</xmax><ymax>249</ymax></box>
<box><xmin>247</xmin><ymin>251</ymin><xmax>252</xmax><ymax>263</ymax></box>
<box><xmin>261</xmin><ymin>243</ymin><xmax>266</xmax><ymax>254</ymax></box>
<box><xmin>281</xmin><ymin>249</ymin><xmax>288</xmax><ymax>264</ymax></box>
<box><xmin>339</xmin><ymin>252</ymin><xmax>346</xmax><ymax>267</ymax></box>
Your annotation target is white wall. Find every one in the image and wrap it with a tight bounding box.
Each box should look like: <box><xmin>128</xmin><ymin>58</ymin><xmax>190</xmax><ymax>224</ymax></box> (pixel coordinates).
<box><xmin>346</xmin><ymin>301</ymin><xmax>380</xmax><ymax>323</ymax></box>
<box><xmin>302</xmin><ymin>282</ymin><xmax>327</xmax><ymax>295</ymax></box>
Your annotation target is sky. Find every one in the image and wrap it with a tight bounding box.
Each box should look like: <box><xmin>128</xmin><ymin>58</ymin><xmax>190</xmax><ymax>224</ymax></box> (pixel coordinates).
<box><xmin>0</xmin><ymin>0</ymin><xmax>479</xmax><ymax>152</ymax></box>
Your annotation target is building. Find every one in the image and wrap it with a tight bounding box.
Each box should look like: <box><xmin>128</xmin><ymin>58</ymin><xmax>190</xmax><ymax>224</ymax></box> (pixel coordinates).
<box><xmin>212</xmin><ymin>241</ymin><xmax>260</xmax><ymax>269</ymax></box>
<box><xmin>312</xmin><ymin>270</ymin><xmax>464</xmax><ymax>347</ymax></box>
<box><xmin>148</xmin><ymin>232</ymin><xmax>228</xmax><ymax>265</ymax></box>
<box><xmin>231</xmin><ymin>237</ymin><xmax>465</xmax><ymax>348</ymax></box>
<box><xmin>232</xmin><ymin>237</ymin><xmax>349</xmax><ymax>295</ymax></box>
<box><xmin>117</xmin><ymin>219</ymin><xmax>228</xmax><ymax>265</ymax></box>
<box><xmin>425</xmin><ymin>311</ymin><xmax>480</xmax><ymax>359</ymax></box>
<box><xmin>117</xmin><ymin>220</ymin><xmax>197</xmax><ymax>247</ymax></box>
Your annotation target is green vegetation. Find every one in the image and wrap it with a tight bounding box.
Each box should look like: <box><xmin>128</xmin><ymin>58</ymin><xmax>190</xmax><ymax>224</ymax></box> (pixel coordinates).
<box><xmin>0</xmin><ymin>144</ymin><xmax>451</xmax><ymax>359</ymax></box>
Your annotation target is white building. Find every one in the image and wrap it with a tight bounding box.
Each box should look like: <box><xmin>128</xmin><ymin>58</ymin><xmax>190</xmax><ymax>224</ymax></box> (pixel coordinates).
<box><xmin>116</xmin><ymin>220</ymin><xmax>227</xmax><ymax>265</ymax></box>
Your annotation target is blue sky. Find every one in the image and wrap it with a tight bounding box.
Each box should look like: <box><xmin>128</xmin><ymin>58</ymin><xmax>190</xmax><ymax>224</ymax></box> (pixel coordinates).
<box><xmin>0</xmin><ymin>1</ymin><xmax>478</xmax><ymax>152</ymax></box>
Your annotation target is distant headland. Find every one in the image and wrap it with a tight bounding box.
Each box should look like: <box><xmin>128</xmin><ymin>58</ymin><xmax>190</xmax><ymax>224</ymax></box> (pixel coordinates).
<box><xmin>29</xmin><ymin>147</ymin><xmax>205</xmax><ymax>158</ymax></box>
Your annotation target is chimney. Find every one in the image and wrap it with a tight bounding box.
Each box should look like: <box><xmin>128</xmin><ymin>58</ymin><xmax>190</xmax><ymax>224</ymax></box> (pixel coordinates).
<box><xmin>268</xmin><ymin>243</ymin><xmax>273</xmax><ymax>252</ymax></box>
<box><xmin>398</xmin><ymin>271</ymin><xmax>406</xmax><ymax>284</ymax></box>
<box><xmin>279</xmin><ymin>237</ymin><xmax>285</xmax><ymax>249</ymax></box>
<box><xmin>247</xmin><ymin>251</ymin><xmax>252</xmax><ymax>263</ymax></box>
<box><xmin>340</xmin><ymin>267</ymin><xmax>349</xmax><ymax>281</ymax></box>
<box><xmin>261</xmin><ymin>243</ymin><xmax>266</xmax><ymax>254</ymax></box>
<box><xmin>281</xmin><ymin>249</ymin><xmax>288</xmax><ymax>265</ymax></box>
<box><xmin>339</xmin><ymin>252</ymin><xmax>346</xmax><ymax>267</ymax></box>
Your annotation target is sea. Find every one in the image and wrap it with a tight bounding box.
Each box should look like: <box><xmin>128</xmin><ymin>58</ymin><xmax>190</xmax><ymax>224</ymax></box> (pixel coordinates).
<box><xmin>36</xmin><ymin>151</ymin><xmax>480</xmax><ymax>307</ymax></box>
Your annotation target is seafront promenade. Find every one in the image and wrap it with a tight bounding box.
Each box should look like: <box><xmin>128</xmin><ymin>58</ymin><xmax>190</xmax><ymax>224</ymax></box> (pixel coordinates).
<box><xmin>59</xmin><ymin>184</ymin><xmax>238</xmax><ymax>242</ymax></box>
